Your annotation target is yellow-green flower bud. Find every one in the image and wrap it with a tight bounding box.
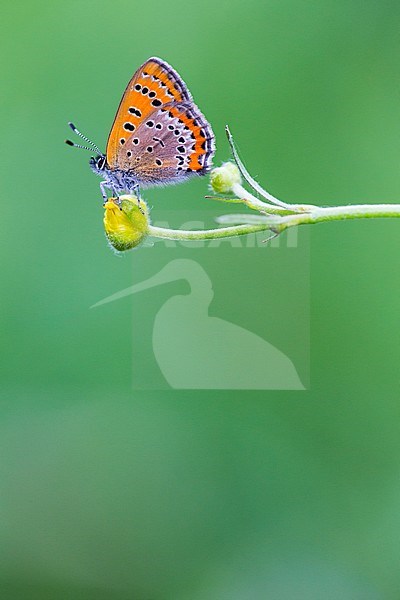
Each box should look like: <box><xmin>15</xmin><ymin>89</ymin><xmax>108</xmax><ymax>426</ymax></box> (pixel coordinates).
<box><xmin>210</xmin><ymin>162</ymin><xmax>242</xmax><ymax>194</ymax></box>
<box><xmin>103</xmin><ymin>195</ymin><xmax>149</xmax><ymax>251</ymax></box>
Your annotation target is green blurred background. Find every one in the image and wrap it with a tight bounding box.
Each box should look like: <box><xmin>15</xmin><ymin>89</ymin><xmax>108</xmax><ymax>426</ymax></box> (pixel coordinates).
<box><xmin>1</xmin><ymin>0</ymin><xmax>400</xmax><ymax>597</ymax></box>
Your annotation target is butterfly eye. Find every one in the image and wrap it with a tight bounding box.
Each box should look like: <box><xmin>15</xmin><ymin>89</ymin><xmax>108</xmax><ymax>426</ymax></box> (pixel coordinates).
<box><xmin>96</xmin><ymin>155</ymin><xmax>106</xmax><ymax>170</ymax></box>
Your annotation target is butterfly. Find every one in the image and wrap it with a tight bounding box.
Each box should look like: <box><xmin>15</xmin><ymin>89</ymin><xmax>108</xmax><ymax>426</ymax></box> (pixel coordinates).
<box><xmin>66</xmin><ymin>57</ymin><xmax>215</xmax><ymax>200</ymax></box>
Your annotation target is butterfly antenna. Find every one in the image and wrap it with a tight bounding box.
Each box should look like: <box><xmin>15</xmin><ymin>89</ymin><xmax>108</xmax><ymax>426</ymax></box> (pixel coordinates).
<box><xmin>66</xmin><ymin>122</ymin><xmax>102</xmax><ymax>155</ymax></box>
<box><xmin>65</xmin><ymin>139</ymin><xmax>97</xmax><ymax>151</ymax></box>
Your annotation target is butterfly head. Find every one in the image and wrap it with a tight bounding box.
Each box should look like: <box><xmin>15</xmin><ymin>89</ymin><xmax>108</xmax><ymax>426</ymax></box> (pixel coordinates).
<box><xmin>89</xmin><ymin>154</ymin><xmax>107</xmax><ymax>175</ymax></box>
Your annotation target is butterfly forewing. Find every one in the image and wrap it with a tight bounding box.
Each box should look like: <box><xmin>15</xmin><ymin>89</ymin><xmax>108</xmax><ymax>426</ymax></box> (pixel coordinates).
<box><xmin>106</xmin><ymin>57</ymin><xmax>215</xmax><ymax>185</ymax></box>
<box><xmin>107</xmin><ymin>58</ymin><xmax>191</xmax><ymax>167</ymax></box>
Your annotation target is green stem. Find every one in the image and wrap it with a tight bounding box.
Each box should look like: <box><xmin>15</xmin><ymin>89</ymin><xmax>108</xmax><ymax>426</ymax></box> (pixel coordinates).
<box><xmin>147</xmin><ymin>222</ymin><xmax>270</xmax><ymax>240</ymax></box>
<box><xmin>275</xmin><ymin>203</ymin><xmax>400</xmax><ymax>231</ymax></box>
<box><xmin>231</xmin><ymin>182</ymin><xmax>293</xmax><ymax>215</ymax></box>
<box><xmin>206</xmin><ymin>132</ymin><xmax>400</xmax><ymax>240</ymax></box>
<box><xmin>148</xmin><ymin>203</ymin><xmax>400</xmax><ymax>242</ymax></box>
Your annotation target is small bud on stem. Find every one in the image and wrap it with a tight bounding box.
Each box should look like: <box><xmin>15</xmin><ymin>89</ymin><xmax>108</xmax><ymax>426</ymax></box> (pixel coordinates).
<box><xmin>210</xmin><ymin>162</ymin><xmax>242</xmax><ymax>194</ymax></box>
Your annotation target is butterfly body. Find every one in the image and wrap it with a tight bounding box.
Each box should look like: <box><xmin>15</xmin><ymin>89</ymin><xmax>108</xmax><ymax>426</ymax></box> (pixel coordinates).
<box><xmin>79</xmin><ymin>57</ymin><xmax>215</xmax><ymax>197</ymax></box>
<box><xmin>89</xmin><ymin>158</ymin><xmax>140</xmax><ymax>194</ymax></box>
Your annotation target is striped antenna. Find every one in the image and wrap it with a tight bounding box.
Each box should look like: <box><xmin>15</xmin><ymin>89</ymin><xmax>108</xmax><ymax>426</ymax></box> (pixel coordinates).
<box><xmin>66</xmin><ymin>122</ymin><xmax>102</xmax><ymax>155</ymax></box>
<box><xmin>65</xmin><ymin>139</ymin><xmax>97</xmax><ymax>152</ymax></box>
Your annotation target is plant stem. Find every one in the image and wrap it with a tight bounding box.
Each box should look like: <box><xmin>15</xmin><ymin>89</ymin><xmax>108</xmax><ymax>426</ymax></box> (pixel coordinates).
<box><xmin>215</xmin><ymin>128</ymin><xmax>400</xmax><ymax>237</ymax></box>
<box><xmin>147</xmin><ymin>203</ymin><xmax>400</xmax><ymax>242</ymax></box>
<box><xmin>231</xmin><ymin>182</ymin><xmax>295</xmax><ymax>215</ymax></box>
<box><xmin>273</xmin><ymin>203</ymin><xmax>400</xmax><ymax>232</ymax></box>
<box><xmin>147</xmin><ymin>223</ymin><xmax>270</xmax><ymax>241</ymax></box>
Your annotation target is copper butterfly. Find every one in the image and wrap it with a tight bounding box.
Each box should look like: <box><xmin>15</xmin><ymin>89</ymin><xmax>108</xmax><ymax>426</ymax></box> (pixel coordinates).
<box><xmin>66</xmin><ymin>57</ymin><xmax>215</xmax><ymax>199</ymax></box>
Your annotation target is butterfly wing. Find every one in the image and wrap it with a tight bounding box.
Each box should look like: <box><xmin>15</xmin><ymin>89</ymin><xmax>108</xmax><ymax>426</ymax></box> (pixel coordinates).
<box><xmin>115</xmin><ymin>101</ymin><xmax>215</xmax><ymax>186</ymax></box>
<box><xmin>106</xmin><ymin>57</ymin><xmax>215</xmax><ymax>184</ymax></box>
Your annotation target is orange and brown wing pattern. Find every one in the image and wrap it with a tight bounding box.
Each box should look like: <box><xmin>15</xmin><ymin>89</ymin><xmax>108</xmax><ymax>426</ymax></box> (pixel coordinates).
<box><xmin>167</xmin><ymin>103</ymin><xmax>214</xmax><ymax>172</ymax></box>
<box><xmin>114</xmin><ymin>101</ymin><xmax>215</xmax><ymax>187</ymax></box>
<box><xmin>106</xmin><ymin>57</ymin><xmax>194</xmax><ymax>168</ymax></box>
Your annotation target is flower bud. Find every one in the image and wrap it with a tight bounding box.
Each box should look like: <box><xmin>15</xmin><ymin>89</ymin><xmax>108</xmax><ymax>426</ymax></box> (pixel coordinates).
<box><xmin>103</xmin><ymin>196</ymin><xmax>149</xmax><ymax>251</ymax></box>
<box><xmin>210</xmin><ymin>162</ymin><xmax>242</xmax><ymax>194</ymax></box>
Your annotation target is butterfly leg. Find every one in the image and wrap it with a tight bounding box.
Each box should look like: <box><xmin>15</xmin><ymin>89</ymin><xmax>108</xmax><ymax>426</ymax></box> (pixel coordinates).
<box><xmin>132</xmin><ymin>183</ymin><xmax>145</xmax><ymax>215</ymax></box>
<box><xmin>112</xmin><ymin>187</ymin><xmax>122</xmax><ymax>207</ymax></box>
<box><xmin>133</xmin><ymin>183</ymin><xmax>143</xmax><ymax>205</ymax></box>
<box><xmin>133</xmin><ymin>183</ymin><xmax>141</xmax><ymax>198</ymax></box>
<box><xmin>100</xmin><ymin>181</ymin><xmax>108</xmax><ymax>204</ymax></box>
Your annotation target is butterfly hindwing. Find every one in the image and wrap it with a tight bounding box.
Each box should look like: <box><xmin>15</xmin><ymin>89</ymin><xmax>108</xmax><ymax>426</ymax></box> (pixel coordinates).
<box><xmin>114</xmin><ymin>101</ymin><xmax>215</xmax><ymax>186</ymax></box>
